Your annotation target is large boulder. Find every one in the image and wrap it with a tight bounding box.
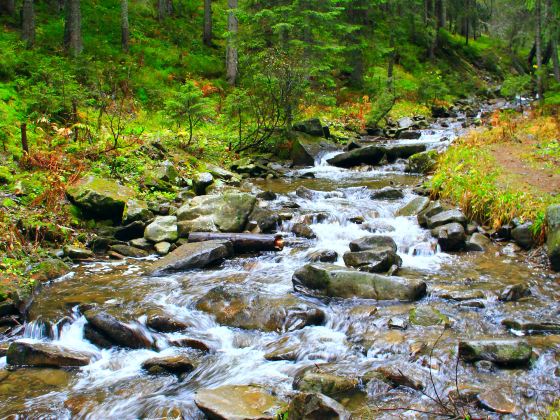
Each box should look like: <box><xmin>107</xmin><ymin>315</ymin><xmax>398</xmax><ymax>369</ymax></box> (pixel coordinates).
<box><xmin>292</xmin><ymin>264</ymin><xmax>426</xmax><ymax>301</ymax></box>
<box><xmin>66</xmin><ymin>176</ymin><xmax>135</xmax><ymax>220</ymax></box>
<box><xmin>511</xmin><ymin>222</ymin><xmax>536</xmax><ymax>250</ymax></box>
<box><xmin>546</xmin><ymin>205</ymin><xmax>560</xmax><ymax>271</ymax></box>
<box><xmin>405</xmin><ymin>150</ymin><xmax>438</xmax><ymax>174</ymax></box>
<box><xmin>144</xmin><ymin>216</ymin><xmax>178</xmax><ymax>243</ymax></box>
<box><xmin>426</xmin><ymin>209</ymin><xmax>467</xmax><ymax>229</ymax></box>
<box><xmin>431</xmin><ymin>223</ymin><xmax>466</xmax><ymax>252</ymax></box>
<box><xmin>371</xmin><ymin>187</ymin><xmax>404</xmax><ymax>200</ymax></box>
<box><xmin>293</xmin><ymin>368</ymin><xmax>359</xmax><ymax>399</ymax></box>
<box><xmin>195</xmin><ymin>385</ymin><xmax>283</xmax><ymax>420</ymax></box>
<box><xmin>7</xmin><ymin>340</ymin><xmax>95</xmax><ymax>368</ymax></box>
<box><xmin>417</xmin><ymin>200</ymin><xmax>447</xmax><ymax>227</ymax></box>
<box><xmin>290</xmin><ymin>132</ymin><xmax>337</xmax><ymax>166</ymax></box>
<box><xmin>193</xmin><ymin>172</ymin><xmax>214</xmax><ymax>195</ymax></box>
<box><xmin>176</xmin><ymin>193</ymin><xmax>257</xmax><ymax>233</ymax></box>
<box><xmin>466</xmin><ymin>232</ymin><xmax>491</xmax><ymax>252</ymax></box>
<box><xmin>327</xmin><ymin>146</ymin><xmax>385</xmax><ymax>168</ymax></box>
<box><xmin>147</xmin><ymin>240</ymin><xmax>233</xmax><ymax>275</ymax></box>
<box><xmin>84</xmin><ymin>310</ymin><xmax>153</xmax><ymax>349</ymax></box>
<box><xmin>383</xmin><ymin>144</ymin><xmax>427</xmax><ymax>163</ymax></box>
<box><xmin>349</xmin><ymin>235</ymin><xmax>397</xmax><ymax>252</ymax></box>
<box><xmin>396</xmin><ymin>196</ymin><xmax>430</xmax><ymax>217</ymax></box>
<box><xmin>458</xmin><ymin>339</ymin><xmax>532</xmax><ymax>366</ymax></box>
<box><xmin>344</xmin><ymin>235</ymin><xmax>401</xmax><ymax>273</ymax></box>
<box><xmin>196</xmin><ymin>286</ymin><xmax>325</xmax><ymax>332</ymax></box>
<box><xmin>122</xmin><ymin>199</ymin><xmax>153</xmax><ymax>225</ymax></box>
<box><xmin>293</xmin><ymin>118</ymin><xmax>327</xmax><ymax>137</ymax></box>
<box><xmin>288</xmin><ymin>393</ymin><xmax>351</xmax><ymax>420</ymax></box>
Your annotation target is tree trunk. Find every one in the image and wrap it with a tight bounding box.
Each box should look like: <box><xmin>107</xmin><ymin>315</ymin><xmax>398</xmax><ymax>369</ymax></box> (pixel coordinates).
<box><xmin>465</xmin><ymin>0</ymin><xmax>469</xmax><ymax>45</ymax></box>
<box><xmin>203</xmin><ymin>0</ymin><xmax>212</xmax><ymax>46</ymax></box>
<box><xmin>187</xmin><ymin>232</ymin><xmax>285</xmax><ymax>252</ymax></box>
<box><xmin>0</xmin><ymin>0</ymin><xmax>15</xmax><ymax>15</ymax></box>
<box><xmin>552</xmin><ymin>36</ymin><xmax>560</xmax><ymax>82</ymax></box>
<box><xmin>535</xmin><ymin>0</ymin><xmax>544</xmax><ymax>105</ymax></box>
<box><xmin>226</xmin><ymin>0</ymin><xmax>238</xmax><ymax>86</ymax></box>
<box><xmin>64</xmin><ymin>0</ymin><xmax>82</xmax><ymax>57</ymax></box>
<box><xmin>21</xmin><ymin>123</ymin><xmax>29</xmax><ymax>154</ymax></box>
<box><xmin>121</xmin><ymin>0</ymin><xmax>129</xmax><ymax>52</ymax></box>
<box><xmin>21</xmin><ymin>0</ymin><xmax>35</xmax><ymax>48</ymax></box>
<box><xmin>158</xmin><ymin>0</ymin><xmax>172</xmax><ymax>21</ymax></box>
<box><xmin>437</xmin><ymin>0</ymin><xmax>446</xmax><ymax>28</ymax></box>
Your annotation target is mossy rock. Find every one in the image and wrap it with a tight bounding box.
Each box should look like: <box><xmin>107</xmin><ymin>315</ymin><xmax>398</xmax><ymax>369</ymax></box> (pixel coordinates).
<box><xmin>66</xmin><ymin>176</ymin><xmax>135</xmax><ymax>221</ymax></box>
<box><xmin>0</xmin><ymin>166</ymin><xmax>13</xmax><ymax>185</ymax></box>
<box><xmin>409</xmin><ymin>306</ymin><xmax>451</xmax><ymax>327</ymax></box>
<box><xmin>29</xmin><ymin>259</ymin><xmax>70</xmax><ymax>283</ymax></box>
<box><xmin>546</xmin><ymin>205</ymin><xmax>560</xmax><ymax>271</ymax></box>
<box><xmin>405</xmin><ymin>150</ymin><xmax>438</xmax><ymax>174</ymax></box>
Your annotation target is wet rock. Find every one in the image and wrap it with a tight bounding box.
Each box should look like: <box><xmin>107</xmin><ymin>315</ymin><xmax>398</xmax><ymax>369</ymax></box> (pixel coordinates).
<box><xmin>248</xmin><ymin>206</ymin><xmax>280</xmax><ymax>233</ymax></box>
<box><xmin>494</xmin><ymin>223</ymin><xmax>513</xmax><ymax>240</ymax></box>
<box><xmin>431</xmin><ymin>223</ymin><xmax>466</xmax><ymax>252</ymax></box>
<box><xmin>371</xmin><ymin>364</ymin><xmax>426</xmax><ymax>391</ymax></box>
<box><xmin>388</xmin><ymin>317</ymin><xmax>408</xmax><ymax>330</ymax></box>
<box><xmin>498</xmin><ymin>283</ymin><xmax>531</xmax><ymax>302</ymax></box>
<box><xmin>396</xmin><ymin>196</ymin><xmax>430</xmax><ymax>217</ymax></box>
<box><xmin>417</xmin><ymin>200</ymin><xmax>447</xmax><ymax>227</ymax></box>
<box><xmin>177</xmin><ymin>193</ymin><xmax>257</xmax><ymax>233</ymax></box>
<box><xmin>7</xmin><ymin>340</ymin><xmax>95</xmax><ymax>368</ymax></box>
<box><xmin>29</xmin><ymin>258</ymin><xmax>70</xmax><ymax>283</ymax></box>
<box><xmin>144</xmin><ymin>216</ymin><xmax>178</xmax><ymax>243</ymax></box>
<box><xmin>343</xmin><ymin>249</ymin><xmax>402</xmax><ymax>273</ymax></box>
<box><xmin>147</xmin><ymin>314</ymin><xmax>190</xmax><ymax>333</ymax></box>
<box><xmin>437</xmin><ymin>290</ymin><xmax>485</xmax><ymax>301</ymax></box>
<box><xmin>193</xmin><ymin>172</ymin><xmax>214</xmax><ymax>195</ymax></box>
<box><xmin>63</xmin><ymin>245</ymin><xmax>94</xmax><ymax>260</ymax></box>
<box><xmin>300</xmin><ymin>212</ymin><xmax>330</xmax><ymax>225</ymax></box>
<box><xmin>147</xmin><ymin>240</ymin><xmax>233</xmax><ymax>275</ymax></box>
<box><xmin>83</xmin><ymin>324</ymin><xmax>113</xmax><ymax>349</ymax></box>
<box><xmin>168</xmin><ymin>337</ymin><xmax>211</xmax><ymax>352</ymax></box>
<box><xmin>195</xmin><ymin>385</ymin><xmax>282</xmax><ymax>420</ymax></box>
<box><xmin>546</xmin><ymin>205</ymin><xmax>560</xmax><ymax>271</ymax></box>
<box><xmin>257</xmin><ymin>191</ymin><xmax>277</xmax><ymax>201</ymax></box>
<box><xmin>426</xmin><ymin>209</ymin><xmax>467</xmax><ymax>229</ymax></box>
<box><xmin>405</xmin><ymin>150</ymin><xmax>438</xmax><ymax>174</ymax></box>
<box><xmin>458</xmin><ymin>339</ymin><xmax>532</xmax><ymax>366</ymax></box>
<box><xmin>349</xmin><ymin>235</ymin><xmax>397</xmax><ymax>252</ymax></box>
<box><xmin>384</xmin><ymin>144</ymin><xmax>427</xmax><ymax>162</ymax></box>
<box><xmin>477</xmin><ymin>389</ymin><xmax>516</xmax><ymax>414</ymax></box>
<box><xmin>294</xmin><ymin>369</ymin><xmax>360</xmax><ymax>399</ymax></box>
<box><xmin>474</xmin><ymin>360</ymin><xmax>496</xmax><ymax>372</ymax></box>
<box><xmin>66</xmin><ymin>175</ymin><xmax>135</xmax><ymax>220</ymax></box>
<box><xmin>398</xmin><ymin>130</ymin><xmax>422</xmax><ymax>140</ymax></box>
<box><xmin>327</xmin><ymin>145</ymin><xmax>386</xmax><ymax>168</ymax></box>
<box><xmin>122</xmin><ymin>199</ymin><xmax>153</xmax><ymax>224</ymax></box>
<box><xmin>290</xmin><ymin>132</ymin><xmax>337</xmax><ymax>166</ymax></box>
<box><xmin>84</xmin><ymin>310</ymin><xmax>153</xmax><ymax>349</ymax></box>
<box><xmin>371</xmin><ymin>187</ymin><xmax>404</xmax><ymax>200</ymax></box>
<box><xmin>348</xmin><ymin>215</ymin><xmax>365</xmax><ymax>224</ymax></box>
<box><xmin>142</xmin><ymin>354</ymin><xmax>197</xmax><ymax>375</ymax></box>
<box><xmin>288</xmin><ymin>392</ymin><xmax>351</xmax><ymax>420</ymax></box>
<box><xmin>292</xmin><ymin>223</ymin><xmax>316</xmax><ymax>239</ymax></box>
<box><xmin>307</xmin><ymin>249</ymin><xmax>338</xmax><ymax>263</ymax></box>
<box><xmin>129</xmin><ymin>237</ymin><xmax>153</xmax><ymax>251</ymax></box>
<box><xmin>466</xmin><ymin>232</ymin><xmax>491</xmax><ymax>252</ymax></box>
<box><xmin>109</xmin><ymin>244</ymin><xmax>149</xmax><ymax>258</ymax></box>
<box><xmin>362</xmin><ymin>221</ymin><xmax>396</xmax><ymax>234</ymax></box>
<box><xmin>295</xmin><ymin>186</ymin><xmax>342</xmax><ymax>201</ymax></box>
<box><xmin>502</xmin><ymin>318</ymin><xmax>560</xmax><ymax>334</ymax></box>
<box><xmin>196</xmin><ymin>286</ymin><xmax>325</xmax><ymax>332</ymax></box>
<box><xmin>409</xmin><ymin>306</ymin><xmax>451</xmax><ymax>327</ymax></box>
<box><xmin>293</xmin><ymin>264</ymin><xmax>427</xmax><ymax>301</ymax></box>
<box><xmin>0</xmin><ymin>299</ymin><xmax>18</xmax><ymax>317</ymax></box>
<box><xmin>263</xmin><ymin>336</ymin><xmax>299</xmax><ymax>361</ymax></box>
<box><xmin>511</xmin><ymin>222</ymin><xmax>536</xmax><ymax>250</ymax></box>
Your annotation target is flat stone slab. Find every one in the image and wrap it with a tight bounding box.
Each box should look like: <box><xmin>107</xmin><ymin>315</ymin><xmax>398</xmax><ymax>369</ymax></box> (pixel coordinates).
<box><xmin>7</xmin><ymin>340</ymin><xmax>96</xmax><ymax>368</ymax></box>
<box><xmin>147</xmin><ymin>240</ymin><xmax>234</xmax><ymax>275</ymax></box>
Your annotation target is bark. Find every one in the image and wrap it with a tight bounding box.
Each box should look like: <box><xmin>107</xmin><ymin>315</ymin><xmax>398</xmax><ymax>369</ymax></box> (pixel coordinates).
<box><xmin>21</xmin><ymin>0</ymin><xmax>35</xmax><ymax>48</ymax></box>
<box><xmin>552</xmin><ymin>36</ymin><xmax>560</xmax><ymax>82</ymax></box>
<box><xmin>203</xmin><ymin>0</ymin><xmax>212</xmax><ymax>46</ymax></box>
<box><xmin>158</xmin><ymin>0</ymin><xmax>172</xmax><ymax>21</ymax></box>
<box><xmin>535</xmin><ymin>0</ymin><xmax>544</xmax><ymax>105</ymax></box>
<box><xmin>187</xmin><ymin>232</ymin><xmax>285</xmax><ymax>252</ymax></box>
<box><xmin>64</xmin><ymin>0</ymin><xmax>82</xmax><ymax>57</ymax></box>
<box><xmin>21</xmin><ymin>123</ymin><xmax>29</xmax><ymax>154</ymax></box>
<box><xmin>121</xmin><ymin>0</ymin><xmax>129</xmax><ymax>52</ymax></box>
<box><xmin>0</xmin><ymin>0</ymin><xmax>15</xmax><ymax>15</ymax></box>
<box><xmin>226</xmin><ymin>0</ymin><xmax>238</xmax><ymax>86</ymax></box>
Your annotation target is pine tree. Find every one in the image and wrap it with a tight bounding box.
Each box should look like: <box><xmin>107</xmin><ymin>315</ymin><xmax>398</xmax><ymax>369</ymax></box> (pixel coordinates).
<box><xmin>64</xmin><ymin>0</ymin><xmax>83</xmax><ymax>57</ymax></box>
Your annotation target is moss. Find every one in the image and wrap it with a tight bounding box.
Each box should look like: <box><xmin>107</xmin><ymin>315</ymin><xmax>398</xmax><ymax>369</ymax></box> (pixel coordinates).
<box><xmin>0</xmin><ymin>166</ymin><xmax>13</xmax><ymax>184</ymax></box>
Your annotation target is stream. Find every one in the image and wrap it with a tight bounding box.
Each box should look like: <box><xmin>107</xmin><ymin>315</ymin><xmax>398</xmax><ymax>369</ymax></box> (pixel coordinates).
<box><xmin>1</xmin><ymin>104</ymin><xmax>559</xmax><ymax>419</ymax></box>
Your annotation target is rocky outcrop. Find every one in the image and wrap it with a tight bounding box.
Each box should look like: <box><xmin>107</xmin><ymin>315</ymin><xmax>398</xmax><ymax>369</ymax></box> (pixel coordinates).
<box><xmin>176</xmin><ymin>193</ymin><xmax>256</xmax><ymax>233</ymax></box>
<box><xmin>292</xmin><ymin>264</ymin><xmax>426</xmax><ymax>301</ymax></box>
<box><xmin>147</xmin><ymin>240</ymin><xmax>233</xmax><ymax>275</ymax></box>
<box><xmin>84</xmin><ymin>310</ymin><xmax>153</xmax><ymax>349</ymax></box>
<box><xmin>546</xmin><ymin>205</ymin><xmax>560</xmax><ymax>271</ymax></box>
<box><xmin>195</xmin><ymin>385</ymin><xmax>283</xmax><ymax>420</ymax></box>
<box><xmin>458</xmin><ymin>339</ymin><xmax>532</xmax><ymax>366</ymax></box>
<box><xmin>7</xmin><ymin>340</ymin><xmax>95</xmax><ymax>368</ymax></box>
<box><xmin>196</xmin><ymin>286</ymin><xmax>325</xmax><ymax>332</ymax></box>
<box><xmin>288</xmin><ymin>393</ymin><xmax>351</xmax><ymax>420</ymax></box>
<box><xmin>66</xmin><ymin>176</ymin><xmax>135</xmax><ymax>220</ymax></box>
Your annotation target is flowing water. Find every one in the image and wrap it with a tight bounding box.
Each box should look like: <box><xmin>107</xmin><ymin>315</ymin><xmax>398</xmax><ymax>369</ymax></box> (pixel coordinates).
<box><xmin>1</xmin><ymin>107</ymin><xmax>559</xmax><ymax>419</ymax></box>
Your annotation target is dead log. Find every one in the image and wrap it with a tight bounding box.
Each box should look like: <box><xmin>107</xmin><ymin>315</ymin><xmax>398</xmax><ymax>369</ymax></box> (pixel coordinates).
<box><xmin>187</xmin><ymin>232</ymin><xmax>284</xmax><ymax>252</ymax></box>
